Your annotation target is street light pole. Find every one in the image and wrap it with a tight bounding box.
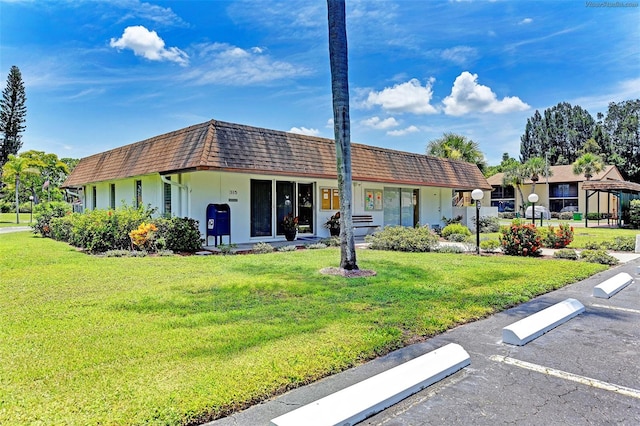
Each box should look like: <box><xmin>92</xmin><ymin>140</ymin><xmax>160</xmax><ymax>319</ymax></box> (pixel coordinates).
<box><xmin>471</xmin><ymin>189</ymin><xmax>484</xmax><ymax>255</ymax></box>
<box><xmin>528</xmin><ymin>193</ymin><xmax>539</xmax><ymax>226</ymax></box>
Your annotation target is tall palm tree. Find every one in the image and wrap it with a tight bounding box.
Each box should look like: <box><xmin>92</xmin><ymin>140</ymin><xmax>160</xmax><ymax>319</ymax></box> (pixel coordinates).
<box><xmin>524</xmin><ymin>156</ymin><xmax>551</xmax><ymax>194</ymax></box>
<box><xmin>502</xmin><ymin>163</ymin><xmax>528</xmax><ymax>217</ymax></box>
<box><xmin>572</xmin><ymin>153</ymin><xmax>604</xmax><ymax>180</ymax></box>
<box><xmin>327</xmin><ymin>0</ymin><xmax>357</xmax><ymax>270</ymax></box>
<box><xmin>2</xmin><ymin>154</ymin><xmax>40</xmax><ymax>224</ymax></box>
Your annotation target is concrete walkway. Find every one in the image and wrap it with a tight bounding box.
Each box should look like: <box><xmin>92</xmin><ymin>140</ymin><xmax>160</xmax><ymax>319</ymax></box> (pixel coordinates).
<box><xmin>0</xmin><ymin>226</ymin><xmax>31</xmax><ymax>234</ymax></box>
<box><xmin>207</xmin><ymin>257</ymin><xmax>640</xmax><ymax>426</ymax></box>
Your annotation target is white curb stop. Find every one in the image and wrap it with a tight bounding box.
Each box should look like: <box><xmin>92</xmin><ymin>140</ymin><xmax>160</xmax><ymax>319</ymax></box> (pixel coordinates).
<box><xmin>270</xmin><ymin>343</ymin><xmax>470</xmax><ymax>426</ymax></box>
<box><xmin>502</xmin><ymin>298</ymin><xmax>585</xmax><ymax>346</ymax></box>
<box><xmin>593</xmin><ymin>272</ymin><xmax>634</xmax><ymax>299</ymax></box>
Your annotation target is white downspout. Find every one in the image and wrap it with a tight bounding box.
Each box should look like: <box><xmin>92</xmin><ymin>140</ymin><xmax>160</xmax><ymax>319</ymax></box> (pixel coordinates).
<box><xmin>160</xmin><ymin>174</ymin><xmax>190</xmax><ymax>217</ymax></box>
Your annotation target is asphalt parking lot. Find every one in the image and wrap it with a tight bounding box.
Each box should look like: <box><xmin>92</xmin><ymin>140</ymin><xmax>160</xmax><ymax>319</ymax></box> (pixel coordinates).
<box><xmin>209</xmin><ymin>258</ymin><xmax>640</xmax><ymax>426</ymax></box>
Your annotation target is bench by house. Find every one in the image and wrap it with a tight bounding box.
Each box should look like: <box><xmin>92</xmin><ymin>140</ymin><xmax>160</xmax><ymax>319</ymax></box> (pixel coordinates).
<box><xmin>352</xmin><ymin>214</ymin><xmax>379</xmax><ymax>235</ymax></box>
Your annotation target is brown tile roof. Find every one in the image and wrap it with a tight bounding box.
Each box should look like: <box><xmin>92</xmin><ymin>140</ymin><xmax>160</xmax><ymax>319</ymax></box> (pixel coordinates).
<box><xmin>486</xmin><ymin>164</ymin><xmax>619</xmax><ymax>186</ymax></box>
<box><xmin>63</xmin><ymin>119</ymin><xmax>490</xmax><ymax>190</ymax></box>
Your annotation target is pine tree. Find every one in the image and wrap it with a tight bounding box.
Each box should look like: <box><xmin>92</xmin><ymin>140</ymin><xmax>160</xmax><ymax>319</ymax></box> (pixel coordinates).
<box><xmin>0</xmin><ymin>66</ymin><xmax>27</xmax><ymax>171</ymax></box>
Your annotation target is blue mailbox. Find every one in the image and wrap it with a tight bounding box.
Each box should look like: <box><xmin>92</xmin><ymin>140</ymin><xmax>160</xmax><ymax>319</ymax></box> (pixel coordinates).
<box><xmin>206</xmin><ymin>203</ymin><xmax>231</xmax><ymax>246</ymax></box>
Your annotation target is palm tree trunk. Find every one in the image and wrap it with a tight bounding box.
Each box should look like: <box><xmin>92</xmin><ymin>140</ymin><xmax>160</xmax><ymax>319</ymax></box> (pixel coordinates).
<box><xmin>327</xmin><ymin>0</ymin><xmax>357</xmax><ymax>270</ymax></box>
<box><xmin>15</xmin><ymin>174</ymin><xmax>20</xmax><ymax>224</ymax></box>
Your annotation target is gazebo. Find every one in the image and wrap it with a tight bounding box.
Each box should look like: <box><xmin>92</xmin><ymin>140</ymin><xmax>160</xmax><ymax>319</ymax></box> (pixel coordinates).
<box><xmin>581</xmin><ymin>180</ymin><xmax>640</xmax><ymax>227</ymax></box>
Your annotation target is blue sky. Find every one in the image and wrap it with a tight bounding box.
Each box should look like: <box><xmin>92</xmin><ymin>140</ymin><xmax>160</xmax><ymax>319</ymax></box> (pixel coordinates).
<box><xmin>1</xmin><ymin>0</ymin><xmax>638</xmax><ymax>165</ymax></box>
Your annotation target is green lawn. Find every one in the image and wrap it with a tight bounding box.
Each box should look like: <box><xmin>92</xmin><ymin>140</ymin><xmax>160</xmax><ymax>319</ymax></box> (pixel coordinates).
<box><xmin>0</xmin><ymin>232</ymin><xmax>608</xmax><ymax>425</ymax></box>
<box><xmin>0</xmin><ymin>212</ymin><xmax>33</xmax><ymax>227</ymax></box>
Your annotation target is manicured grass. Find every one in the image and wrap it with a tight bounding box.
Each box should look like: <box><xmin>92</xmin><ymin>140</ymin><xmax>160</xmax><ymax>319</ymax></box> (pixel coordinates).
<box><xmin>0</xmin><ymin>212</ymin><xmax>33</xmax><ymax>227</ymax></box>
<box><xmin>1</xmin><ymin>232</ymin><xmax>607</xmax><ymax>425</ymax></box>
<box><xmin>568</xmin><ymin>226</ymin><xmax>639</xmax><ymax>248</ymax></box>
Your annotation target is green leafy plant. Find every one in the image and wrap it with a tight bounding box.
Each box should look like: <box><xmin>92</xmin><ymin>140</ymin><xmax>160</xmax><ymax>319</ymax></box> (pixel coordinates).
<box><xmin>630</xmin><ymin>199</ymin><xmax>640</xmax><ymax>229</ymax></box>
<box><xmin>478</xmin><ymin>216</ymin><xmax>500</xmax><ymax>233</ymax></box>
<box><xmin>252</xmin><ymin>242</ymin><xmax>275</xmax><ymax>254</ymax></box>
<box><xmin>306</xmin><ymin>242</ymin><xmax>327</xmax><ymax>249</ymax></box>
<box><xmin>603</xmin><ymin>236</ymin><xmax>635</xmax><ymax>251</ymax></box>
<box><xmin>480</xmin><ymin>239</ymin><xmax>501</xmax><ymax>253</ymax></box>
<box><xmin>32</xmin><ymin>201</ymin><xmax>72</xmax><ymax>238</ymax></box>
<box><xmin>441</xmin><ymin>223</ymin><xmax>471</xmax><ymax>239</ymax></box>
<box><xmin>579</xmin><ymin>249</ymin><xmax>618</xmax><ymax>265</ymax></box>
<box><xmin>553</xmin><ymin>249</ymin><xmax>579</xmax><ymax>260</ymax></box>
<box><xmin>156</xmin><ymin>217</ymin><xmax>202</xmax><ymax>252</ymax></box>
<box><xmin>543</xmin><ymin>223</ymin><xmax>574</xmax><ymax>249</ymax></box>
<box><xmin>499</xmin><ymin>222</ymin><xmax>542</xmax><ymax>256</ymax></box>
<box><xmin>366</xmin><ymin>225</ymin><xmax>439</xmax><ymax>252</ymax></box>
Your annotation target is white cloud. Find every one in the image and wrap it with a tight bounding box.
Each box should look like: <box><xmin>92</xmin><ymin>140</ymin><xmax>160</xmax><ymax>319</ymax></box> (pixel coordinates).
<box><xmin>186</xmin><ymin>42</ymin><xmax>310</xmax><ymax>85</ymax></box>
<box><xmin>362</xmin><ymin>116</ymin><xmax>399</xmax><ymax>130</ymax></box>
<box><xmin>440</xmin><ymin>46</ymin><xmax>477</xmax><ymax>65</ymax></box>
<box><xmin>519</xmin><ymin>18</ymin><xmax>533</xmax><ymax>25</ymax></box>
<box><xmin>289</xmin><ymin>126</ymin><xmax>320</xmax><ymax>136</ymax></box>
<box><xmin>110</xmin><ymin>25</ymin><xmax>188</xmax><ymax>66</ymax></box>
<box><xmin>364</xmin><ymin>78</ymin><xmax>438</xmax><ymax>114</ymax></box>
<box><xmin>387</xmin><ymin>125</ymin><xmax>419</xmax><ymax>136</ymax></box>
<box><xmin>442</xmin><ymin>71</ymin><xmax>529</xmax><ymax>116</ymax></box>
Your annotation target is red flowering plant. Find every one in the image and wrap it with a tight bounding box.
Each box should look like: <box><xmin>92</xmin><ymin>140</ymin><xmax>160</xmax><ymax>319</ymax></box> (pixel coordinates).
<box><xmin>543</xmin><ymin>223</ymin><xmax>574</xmax><ymax>249</ymax></box>
<box><xmin>499</xmin><ymin>221</ymin><xmax>542</xmax><ymax>256</ymax></box>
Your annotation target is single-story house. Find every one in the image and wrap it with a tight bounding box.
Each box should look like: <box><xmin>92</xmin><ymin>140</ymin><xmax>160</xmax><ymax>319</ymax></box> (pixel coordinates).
<box><xmin>487</xmin><ymin>164</ymin><xmax>640</xmax><ymax>225</ymax></box>
<box><xmin>62</xmin><ymin>119</ymin><xmax>492</xmax><ymax>244</ymax></box>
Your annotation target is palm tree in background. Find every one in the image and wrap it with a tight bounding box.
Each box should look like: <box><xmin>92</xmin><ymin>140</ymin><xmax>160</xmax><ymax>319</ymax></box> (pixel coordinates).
<box><xmin>426</xmin><ymin>132</ymin><xmax>486</xmax><ymax>172</ymax></box>
<box><xmin>327</xmin><ymin>0</ymin><xmax>357</xmax><ymax>271</ymax></box>
<box><xmin>524</xmin><ymin>156</ymin><xmax>552</xmax><ymax>194</ymax></box>
<box><xmin>2</xmin><ymin>154</ymin><xmax>41</xmax><ymax>224</ymax></box>
<box><xmin>572</xmin><ymin>153</ymin><xmax>604</xmax><ymax>180</ymax></box>
<box><xmin>502</xmin><ymin>163</ymin><xmax>528</xmax><ymax>217</ymax></box>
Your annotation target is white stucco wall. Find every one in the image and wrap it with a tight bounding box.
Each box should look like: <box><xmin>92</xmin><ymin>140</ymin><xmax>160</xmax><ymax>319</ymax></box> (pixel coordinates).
<box><xmin>86</xmin><ymin>170</ymin><xmax>484</xmax><ymax>244</ymax></box>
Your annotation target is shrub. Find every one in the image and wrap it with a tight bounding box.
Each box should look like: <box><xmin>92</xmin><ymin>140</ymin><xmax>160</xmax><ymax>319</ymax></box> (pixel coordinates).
<box><xmin>586</xmin><ymin>212</ymin><xmax>606</xmax><ymax>221</ymax></box>
<box><xmin>630</xmin><ymin>199</ymin><xmax>640</xmax><ymax>229</ymax></box>
<box><xmin>156</xmin><ymin>216</ymin><xmax>202</xmax><ymax>252</ymax></box>
<box><xmin>129</xmin><ymin>223</ymin><xmax>158</xmax><ymax>251</ymax></box>
<box><xmin>478</xmin><ymin>216</ymin><xmax>500</xmax><ymax>233</ymax></box>
<box><xmin>580</xmin><ymin>249</ymin><xmax>618</xmax><ymax>265</ymax></box>
<box><xmin>320</xmin><ymin>236</ymin><xmax>340</xmax><ymax>247</ymax></box>
<box><xmin>252</xmin><ymin>242</ymin><xmax>274</xmax><ymax>254</ymax></box>
<box><xmin>441</xmin><ymin>223</ymin><xmax>471</xmax><ymax>239</ymax></box>
<box><xmin>542</xmin><ymin>223</ymin><xmax>574</xmax><ymax>249</ymax></box>
<box><xmin>32</xmin><ymin>202</ymin><xmax>72</xmax><ymax>238</ymax></box>
<box><xmin>499</xmin><ymin>222</ymin><xmax>542</xmax><ymax>256</ymax></box>
<box><xmin>277</xmin><ymin>245</ymin><xmax>297</xmax><ymax>252</ymax></box>
<box><xmin>366</xmin><ymin>225</ymin><xmax>439</xmax><ymax>252</ymax></box>
<box><xmin>0</xmin><ymin>200</ymin><xmax>12</xmax><ymax>213</ymax></box>
<box><xmin>559</xmin><ymin>212</ymin><xmax>574</xmax><ymax>221</ymax></box>
<box><xmin>480</xmin><ymin>239</ymin><xmax>501</xmax><ymax>253</ymax></box>
<box><xmin>553</xmin><ymin>249</ymin><xmax>579</xmax><ymax>260</ymax></box>
<box><xmin>104</xmin><ymin>250</ymin><xmax>133</xmax><ymax>258</ymax></box>
<box><xmin>603</xmin><ymin>236</ymin><xmax>635</xmax><ymax>251</ymax></box>
<box><xmin>307</xmin><ymin>242</ymin><xmax>328</xmax><ymax>249</ymax></box>
<box><xmin>446</xmin><ymin>233</ymin><xmax>469</xmax><ymax>242</ymax></box>
<box><xmin>583</xmin><ymin>240</ymin><xmax>604</xmax><ymax>250</ymax></box>
<box><xmin>442</xmin><ymin>215</ymin><xmax>463</xmax><ymax>225</ymax></box>
<box><xmin>49</xmin><ymin>214</ymin><xmax>75</xmax><ymax>242</ymax></box>
<box><xmin>434</xmin><ymin>244</ymin><xmax>464</xmax><ymax>254</ymax></box>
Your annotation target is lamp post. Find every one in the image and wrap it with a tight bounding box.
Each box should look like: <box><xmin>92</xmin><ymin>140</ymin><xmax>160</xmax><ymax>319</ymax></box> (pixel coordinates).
<box><xmin>471</xmin><ymin>189</ymin><xmax>484</xmax><ymax>255</ymax></box>
<box><xmin>528</xmin><ymin>193</ymin><xmax>539</xmax><ymax>226</ymax></box>
<box><xmin>29</xmin><ymin>195</ymin><xmax>34</xmax><ymax>223</ymax></box>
